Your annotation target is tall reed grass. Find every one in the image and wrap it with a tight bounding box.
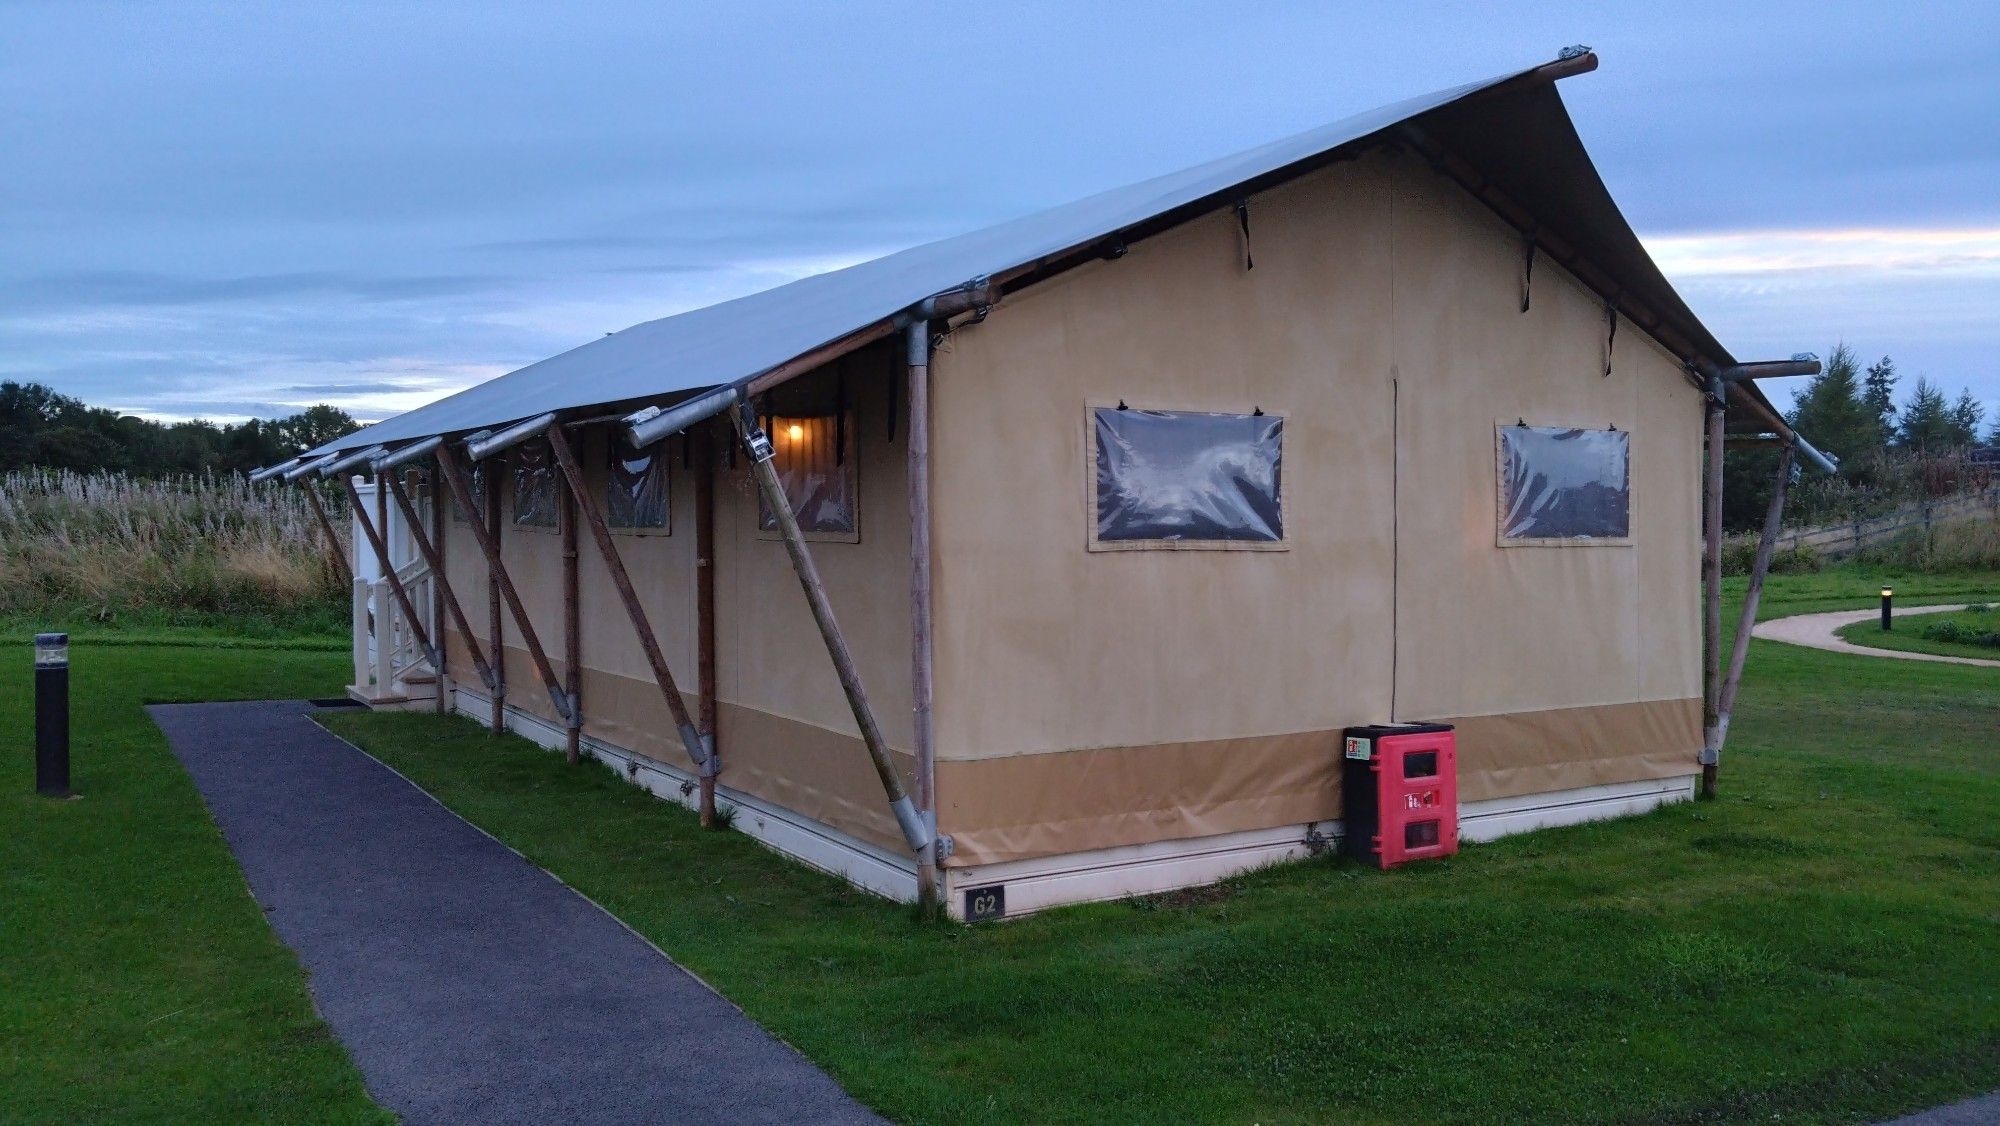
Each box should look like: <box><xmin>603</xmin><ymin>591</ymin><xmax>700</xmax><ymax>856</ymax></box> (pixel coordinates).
<box><xmin>0</xmin><ymin>469</ymin><xmax>349</xmax><ymax>626</ymax></box>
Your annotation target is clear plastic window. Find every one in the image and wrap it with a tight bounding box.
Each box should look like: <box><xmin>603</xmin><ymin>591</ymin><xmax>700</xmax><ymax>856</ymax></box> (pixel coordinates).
<box><xmin>758</xmin><ymin>414</ymin><xmax>855</xmax><ymax>537</ymax></box>
<box><xmin>1498</xmin><ymin>425</ymin><xmax>1630</xmax><ymax>541</ymax></box>
<box><xmin>1093</xmin><ymin>407</ymin><xmax>1283</xmax><ymax>545</ymax></box>
<box><xmin>607</xmin><ymin>434</ymin><xmax>669</xmax><ymax>531</ymax></box>
<box><xmin>512</xmin><ymin>438</ymin><xmax>559</xmax><ymax>528</ymax></box>
<box><xmin>450</xmin><ymin>462</ymin><xmax>487</xmax><ymax>524</ymax></box>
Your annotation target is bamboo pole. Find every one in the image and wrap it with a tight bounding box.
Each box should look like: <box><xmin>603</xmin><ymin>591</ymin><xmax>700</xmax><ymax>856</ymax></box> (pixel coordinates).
<box><xmin>730</xmin><ymin>403</ymin><xmax>930</xmax><ymax>857</ymax></box>
<box><xmin>383</xmin><ymin>470</ymin><xmax>498</xmax><ymax>698</ymax></box>
<box><xmin>906</xmin><ymin>321</ymin><xmax>941</xmax><ymax>916</ymax></box>
<box><xmin>694</xmin><ymin>424</ymin><xmax>720</xmax><ymax>828</ymax></box>
<box><xmin>343</xmin><ymin>474</ymin><xmax>436</xmax><ymax>671</ymax></box>
<box><xmin>301</xmin><ymin>484</ymin><xmax>354</xmax><ymax>586</ymax></box>
<box><xmin>561</xmin><ymin>458</ymin><xmax>582</xmax><ymax>764</ymax></box>
<box><xmin>1715</xmin><ymin>443</ymin><xmax>1795</xmax><ymax>758</ymax></box>
<box><xmin>484</xmin><ymin>460</ymin><xmax>505</xmax><ymax>733</ymax></box>
<box><xmin>1700</xmin><ymin>398</ymin><xmax>1726</xmax><ymax>799</ymax></box>
<box><xmin>543</xmin><ymin>424</ymin><xmax>710</xmax><ymax>773</ymax></box>
<box><xmin>434</xmin><ymin>444</ymin><xmax>574</xmax><ymax>725</ymax></box>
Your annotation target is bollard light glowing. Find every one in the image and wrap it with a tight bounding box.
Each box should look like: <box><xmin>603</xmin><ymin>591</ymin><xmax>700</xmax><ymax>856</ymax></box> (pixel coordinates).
<box><xmin>34</xmin><ymin>632</ymin><xmax>68</xmax><ymax>668</ymax></box>
<box><xmin>1881</xmin><ymin>587</ymin><xmax>1893</xmax><ymax>598</ymax></box>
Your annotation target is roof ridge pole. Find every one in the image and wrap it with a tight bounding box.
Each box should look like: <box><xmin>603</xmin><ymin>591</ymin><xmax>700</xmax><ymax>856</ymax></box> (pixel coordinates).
<box><xmin>1699</xmin><ymin>377</ymin><xmax>1726</xmax><ymax>799</ymax></box>
<box><xmin>434</xmin><ymin>442</ymin><xmax>576</xmax><ymax>726</ymax></box>
<box><xmin>1715</xmin><ymin>442</ymin><xmax>1796</xmax><ymax>757</ymax></box>
<box><xmin>906</xmin><ymin>318</ymin><xmax>941</xmax><ymax>920</ymax></box>
<box><xmin>730</xmin><ymin>401</ymin><xmax>933</xmax><ymax>864</ymax></box>
<box><xmin>380</xmin><ymin>464</ymin><xmax>499</xmax><ymax>698</ymax></box>
<box><xmin>544</xmin><ymin>423</ymin><xmax>711</xmax><ymax>776</ymax></box>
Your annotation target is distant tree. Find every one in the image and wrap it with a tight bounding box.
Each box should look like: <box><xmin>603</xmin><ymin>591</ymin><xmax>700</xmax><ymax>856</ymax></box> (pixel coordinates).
<box><xmin>1947</xmin><ymin>390</ymin><xmax>1984</xmax><ymax>448</ymax></box>
<box><xmin>0</xmin><ymin>380</ymin><xmax>366</xmax><ymax>476</ymax></box>
<box><xmin>1861</xmin><ymin>356</ymin><xmax>1898</xmax><ymax>446</ymax></box>
<box><xmin>1896</xmin><ymin>377</ymin><xmax>1956</xmax><ymax>451</ymax></box>
<box><xmin>271</xmin><ymin>404</ymin><xmax>361</xmax><ymax>454</ymax></box>
<box><xmin>1786</xmin><ymin>343</ymin><xmax>1877</xmax><ymax>470</ymax></box>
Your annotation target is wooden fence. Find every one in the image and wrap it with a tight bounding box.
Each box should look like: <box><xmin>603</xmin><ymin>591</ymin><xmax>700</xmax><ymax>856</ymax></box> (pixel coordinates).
<box><xmin>1748</xmin><ymin>485</ymin><xmax>2000</xmax><ymax>559</ymax></box>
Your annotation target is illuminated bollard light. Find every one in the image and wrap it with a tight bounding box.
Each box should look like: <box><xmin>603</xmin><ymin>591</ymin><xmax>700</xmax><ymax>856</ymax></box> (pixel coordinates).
<box><xmin>1881</xmin><ymin>587</ymin><xmax>1894</xmax><ymax>632</ymax></box>
<box><xmin>35</xmin><ymin>632</ymin><xmax>70</xmax><ymax>798</ymax></box>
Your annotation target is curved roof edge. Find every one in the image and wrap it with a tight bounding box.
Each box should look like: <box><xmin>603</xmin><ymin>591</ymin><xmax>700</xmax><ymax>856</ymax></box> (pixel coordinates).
<box><xmin>301</xmin><ymin>48</ymin><xmax>1784</xmax><ymax>462</ymax></box>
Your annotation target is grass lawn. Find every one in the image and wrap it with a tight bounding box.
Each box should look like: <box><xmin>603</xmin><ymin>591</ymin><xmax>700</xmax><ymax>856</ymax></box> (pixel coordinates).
<box><xmin>0</xmin><ymin>639</ymin><xmax>386</xmax><ymax>1123</ymax></box>
<box><xmin>313</xmin><ymin>567</ymin><xmax>2000</xmax><ymax>1125</ymax></box>
<box><xmin>1835</xmin><ymin>605</ymin><xmax>2000</xmax><ymax>663</ymax></box>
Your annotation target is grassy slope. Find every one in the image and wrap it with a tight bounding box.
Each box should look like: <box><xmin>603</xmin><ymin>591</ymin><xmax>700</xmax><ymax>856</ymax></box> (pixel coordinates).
<box><xmin>1835</xmin><ymin>608</ymin><xmax>2000</xmax><ymax>663</ymax></box>
<box><xmin>0</xmin><ymin>643</ymin><xmax>386</xmax><ymax>1124</ymax></box>
<box><xmin>321</xmin><ymin>569</ymin><xmax>2000</xmax><ymax>1125</ymax></box>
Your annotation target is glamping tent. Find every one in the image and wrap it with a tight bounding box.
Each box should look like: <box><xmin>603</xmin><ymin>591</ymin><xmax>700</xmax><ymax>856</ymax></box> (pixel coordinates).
<box><xmin>264</xmin><ymin>49</ymin><xmax>1829</xmax><ymax>919</ymax></box>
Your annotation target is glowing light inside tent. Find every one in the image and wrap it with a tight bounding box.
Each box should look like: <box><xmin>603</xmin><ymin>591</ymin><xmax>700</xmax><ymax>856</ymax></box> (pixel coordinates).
<box><xmin>787</xmin><ymin>424</ymin><xmax>804</xmax><ymax>441</ymax></box>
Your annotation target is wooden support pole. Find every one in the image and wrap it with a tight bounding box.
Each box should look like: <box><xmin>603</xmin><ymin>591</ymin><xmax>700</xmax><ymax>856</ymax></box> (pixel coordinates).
<box><xmin>731</xmin><ymin>404</ymin><xmax>929</xmax><ymax>857</ymax></box>
<box><xmin>301</xmin><ymin>484</ymin><xmax>354</xmax><ymax>586</ymax></box>
<box><xmin>428</xmin><ymin>469</ymin><xmax>447</xmax><ymax>714</ymax></box>
<box><xmin>484</xmin><ymin>461</ymin><xmax>505</xmax><ymax>733</ymax></box>
<box><xmin>434</xmin><ymin>443</ymin><xmax>574</xmax><ymax>725</ymax></box>
<box><xmin>1700</xmin><ymin>399</ymin><xmax>1726</xmax><ymax>799</ymax></box>
<box><xmin>1715</xmin><ymin>443</ymin><xmax>1795</xmax><ymax>758</ymax></box>
<box><xmin>343</xmin><ymin>474</ymin><xmax>436</xmax><ymax>668</ymax></box>
<box><xmin>906</xmin><ymin>322</ymin><xmax>941</xmax><ymax>917</ymax></box>
<box><xmin>543</xmin><ymin>424</ymin><xmax>710</xmax><ymax>774</ymax></box>
<box><xmin>561</xmin><ymin>457</ymin><xmax>582</xmax><ymax>765</ymax></box>
<box><xmin>384</xmin><ymin>470</ymin><xmax>498</xmax><ymax>702</ymax></box>
<box><xmin>694</xmin><ymin>424</ymin><xmax>720</xmax><ymax>828</ymax></box>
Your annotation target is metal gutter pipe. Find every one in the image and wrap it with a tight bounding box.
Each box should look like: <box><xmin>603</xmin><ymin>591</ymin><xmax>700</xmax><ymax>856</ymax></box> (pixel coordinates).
<box><xmin>250</xmin><ymin>456</ymin><xmax>304</xmax><ymax>483</ymax></box>
<box><xmin>319</xmin><ymin>445</ymin><xmax>387</xmax><ymax>479</ymax></box>
<box><xmin>625</xmin><ymin>387</ymin><xmax>740</xmax><ymax>450</ymax></box>
<box><xmin>1791</xmin><ymin>434</ymin><xmax>1839</xmax><ymax>475</ymax></box>
<box><xmin>284</xmin><ymin>452</ymin><xmax>341</xmax><ymax>482</ymax></box>
<box><xmin>1721</xmin><ymin>358</ymin><xmax>1822</xmax><ymax>383</ymax></box>
<box><xmin>465</xmin><ymin>412</ymin><xmax>560</xmax><ymax>461</ymax></box>
<box><xmin>372</xmin><ymin>435</ymin><xmax>445</xmax><ymax>474</ymax></box>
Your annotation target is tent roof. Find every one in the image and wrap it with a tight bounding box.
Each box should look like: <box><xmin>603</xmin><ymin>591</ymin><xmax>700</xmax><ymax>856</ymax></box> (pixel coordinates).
<box><xmin>303</xmin><ymin>50</ymin><xmax>1782</xmax><ymax>462</ymax></box>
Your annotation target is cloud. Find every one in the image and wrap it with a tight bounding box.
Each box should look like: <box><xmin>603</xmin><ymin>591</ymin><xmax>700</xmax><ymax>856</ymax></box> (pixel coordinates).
<box><xmin>1645</xmin><ymin>227</ymin><xmax>2000</xmax><ymax>279</ymax></box>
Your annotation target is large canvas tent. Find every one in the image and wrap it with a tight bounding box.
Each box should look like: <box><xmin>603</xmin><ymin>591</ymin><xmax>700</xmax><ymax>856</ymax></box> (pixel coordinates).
<box><xmin>266</xmin><ymin>49</ymin><xmax>1826</xmax><ymax>919</ymax></box>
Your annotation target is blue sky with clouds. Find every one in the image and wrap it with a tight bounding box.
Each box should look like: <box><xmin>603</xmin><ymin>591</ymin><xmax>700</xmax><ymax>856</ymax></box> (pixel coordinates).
<box><xmin>3</xmin><ymin>1</ymin><xmax>1995</xmax><ymax>426</ymax></box>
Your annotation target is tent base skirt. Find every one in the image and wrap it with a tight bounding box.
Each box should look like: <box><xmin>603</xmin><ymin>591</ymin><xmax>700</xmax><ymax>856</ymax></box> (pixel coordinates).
<box><xmin>436</xmin><ymin>685</ymin><xmax>1692</xmax><ymax>922</ymax></box>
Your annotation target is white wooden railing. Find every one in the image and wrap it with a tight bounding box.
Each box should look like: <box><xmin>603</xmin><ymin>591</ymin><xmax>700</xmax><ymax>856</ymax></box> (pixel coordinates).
<box><xmin>351</xmin><ymin>559</ymin><xmax>437</xmax><ymax>702</ymax></box>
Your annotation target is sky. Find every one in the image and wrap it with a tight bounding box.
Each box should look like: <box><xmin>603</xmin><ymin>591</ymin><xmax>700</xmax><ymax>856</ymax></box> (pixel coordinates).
<box><xmin>3</xmin><ymin>1</ymin><xmax>1996</xmax><ymax>428</ymax></box>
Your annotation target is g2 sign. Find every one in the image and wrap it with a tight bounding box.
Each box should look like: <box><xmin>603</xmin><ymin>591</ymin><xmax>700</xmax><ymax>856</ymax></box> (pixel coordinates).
<box><xmin>963</xmin><ymin>884</ymin><xmax>1005</xmax><ymax>923</ymax></box>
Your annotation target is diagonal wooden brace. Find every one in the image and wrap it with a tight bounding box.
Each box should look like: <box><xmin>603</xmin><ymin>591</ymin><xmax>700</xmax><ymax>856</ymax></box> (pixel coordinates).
<box><xmin>731</xmin><ymin>403</ymin><xmax>928</xmax><ymax>855</ymax></box>
<box><xmin>385</xmin><ymin>470</ymin><xmax>499</xmax><ymax>694</ymax></box>
<box><xmin>301</xmin><ymin>483</ymin><xmax>354</xmax><ymax>586</ymax></box>
<box><xmin>343</xmin><ymin>474</ymin><xmax>439</xmax><ymax>672</ymax></box>
<box><xmin>433</xmin><ymin>443</ymin><xmax>577</xmax><ymax>725</ymax></box>
<box><xmin>544</xmin><ymin>424</ymin><xmax>712</xmax><ymax>775</ymax></box>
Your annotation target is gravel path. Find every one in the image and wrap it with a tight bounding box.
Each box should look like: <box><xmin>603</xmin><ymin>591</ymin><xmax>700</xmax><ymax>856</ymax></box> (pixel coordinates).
<box><xmin>150</xmin><ymin>699</ymin><xmax>884</xmax><ymax>1126</ymax></box>
<box><xmin>1750</xmin><ymin>604</ymin><xmax>2000</xmax><ymax>669</ymax></box>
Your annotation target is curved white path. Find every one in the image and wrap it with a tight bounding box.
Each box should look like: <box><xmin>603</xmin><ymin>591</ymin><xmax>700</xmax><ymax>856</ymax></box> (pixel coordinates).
<box><xmin>1752</xmin><ymin>603</ymin><xmax>2000</xmax><ymax>669</ymax></box>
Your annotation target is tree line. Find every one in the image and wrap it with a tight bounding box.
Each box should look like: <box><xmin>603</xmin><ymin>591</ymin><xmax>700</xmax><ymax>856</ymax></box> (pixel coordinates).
<box><xmin>1725</xmin><ymin>345</ymin><xmax>1996</xmax><ymax>530</ymax></box>
<box><xmin>0</xmin><ymin>381</ymin><xmax>362</xmax><ymax>477</ymax></box>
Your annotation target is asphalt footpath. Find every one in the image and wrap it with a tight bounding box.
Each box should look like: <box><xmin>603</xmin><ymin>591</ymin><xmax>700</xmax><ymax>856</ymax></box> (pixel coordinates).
<box><xmin>150</xmin><ymin>699</ymin><xmax>883</xmax><ymax>1126</ymax></box>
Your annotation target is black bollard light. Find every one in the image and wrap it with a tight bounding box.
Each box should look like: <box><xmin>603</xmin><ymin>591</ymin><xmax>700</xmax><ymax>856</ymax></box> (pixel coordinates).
<box><xmin>1881</xmin><ymin>587</ymin><xmax>1894</xmax><ymax>631</ymax></box>
<box><xmin>35</xmin><ymin>632</ymin><xmax>70</xmax><ymax>798</ymax></box>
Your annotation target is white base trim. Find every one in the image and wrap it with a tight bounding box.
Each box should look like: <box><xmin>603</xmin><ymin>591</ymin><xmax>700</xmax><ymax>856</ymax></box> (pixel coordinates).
<box><xmin>439</xmin><ymin>687</ymin><xmax>1694</xmax><ymax>922</ymax></box>
<box><xmin>448</xmin><ymin>687</ymin><xmax>918</xmax><ymax>903</ymax></box>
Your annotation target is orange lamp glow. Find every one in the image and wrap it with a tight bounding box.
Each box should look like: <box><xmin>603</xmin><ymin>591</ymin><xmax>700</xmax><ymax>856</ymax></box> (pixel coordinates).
<box><xmin>787</xmin><ymin>424</ymin><xmax>804</xmax><ymax>441</ymax></box>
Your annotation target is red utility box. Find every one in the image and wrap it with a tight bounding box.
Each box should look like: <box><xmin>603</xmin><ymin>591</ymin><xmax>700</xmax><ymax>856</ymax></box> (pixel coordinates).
<box><xmin>1340</xmin><ymin>724</ymin><xmax>1459</xmax><ymax>869</ymax></box>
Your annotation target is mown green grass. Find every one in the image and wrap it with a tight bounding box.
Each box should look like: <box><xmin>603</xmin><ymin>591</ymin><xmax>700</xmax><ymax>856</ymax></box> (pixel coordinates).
<box><xmin>321</xmin><ymin>570</ymin><xmax>2000</xmax><ymax>1124</ymax></box>
<box><xmin>1835</xmin><ymin>606</ymin><xmax>2000</xmax><ymax>663</ymax></box>
<box><xmin>0</xmin><ymin>642</ymin><xmax>386</xmax><ymax>1124</ymax></box>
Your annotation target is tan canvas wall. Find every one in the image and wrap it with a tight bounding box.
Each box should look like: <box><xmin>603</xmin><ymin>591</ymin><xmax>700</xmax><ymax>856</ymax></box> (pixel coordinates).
<box><xmin>429</xmin><ymin>145</ymin><xmax>1704</xmax><ymax>870</ymax></box>
<box><xmin>927</xmin><ymin>147</ymin><xmax>1702</xmax><ymax>862</ymax></box>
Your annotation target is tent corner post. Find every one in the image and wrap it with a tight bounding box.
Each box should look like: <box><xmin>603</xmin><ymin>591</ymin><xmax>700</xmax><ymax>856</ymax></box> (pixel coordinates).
<box><xmin>560</xmin><ymin>466</ymin><xmax>582</xmax><ymax>766</ymax></box>
<box><xmin>694</xmin><ymin>422</ymin><xmax>720</xmax><ymax>830</ymax></box>
<box><xmin>906</xmin><ymin>318</ymin><xmax>941</xmax><ymax>919</ymax></box>
<box><xmin>1700</xmin><ymin>396</ymin><xmax>1726</xmax><ymax>800</ymax></box>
